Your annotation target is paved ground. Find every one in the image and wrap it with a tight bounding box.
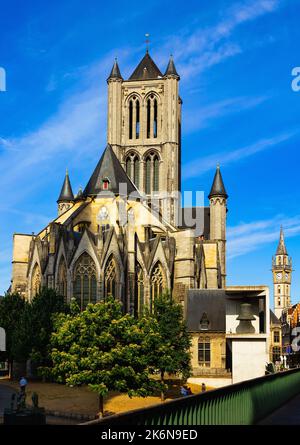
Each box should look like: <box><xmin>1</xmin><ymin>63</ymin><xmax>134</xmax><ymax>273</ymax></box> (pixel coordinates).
<box><xmin>259</xmin><ymin>393</ymin><xmax>300</xmax><ymax>425</ymax></box>
<box><xmin>0</xmin><ymin>383</ymin><xmax>16</xmax><ymax>417</ymax></box>
<box><xmin>0</xmin><ymin>384</ymin><xmax>78</xmax><ymax>425</ymax></box>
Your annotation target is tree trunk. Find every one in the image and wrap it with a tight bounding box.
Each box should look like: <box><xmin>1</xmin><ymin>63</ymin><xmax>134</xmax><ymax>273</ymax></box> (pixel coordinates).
<box><xmin>98</xmin><ymin>394</ymin><xmax>104</xmax><ymax>418</ymax></box>
<box><xmin>160</xmin><ymin>370</ymin><xmax>165</xmax><ymax>402</ymax></box>
<box><xmin>8</xmin><ymin>359</ymin><xmax>13</xmax><ymax>379</ymax></box>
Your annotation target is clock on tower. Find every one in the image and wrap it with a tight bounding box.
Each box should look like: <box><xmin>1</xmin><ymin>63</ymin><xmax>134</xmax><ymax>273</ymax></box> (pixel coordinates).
<box><xmin>272</xmin><ymin>227</ymin><xmax>292</xmax><ymax>319</ymax></box>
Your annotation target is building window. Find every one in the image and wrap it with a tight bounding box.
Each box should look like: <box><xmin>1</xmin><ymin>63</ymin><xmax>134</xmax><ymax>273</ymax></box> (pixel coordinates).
<box><xmin>272</xmin><ymin>346</ymin><xmax>281</xmax><ymax>363</ymax></box>
<box><xmin>146</xmin><ymin>94</ymin><xmax>159</xmax><ymax>139</ymax></box>
<box><xmin>125</xmin><ymin>152</ymin><xmax>140</xmax><ymax>188</ymax></box>
<box><xmin>31</xmin><ymin>263</ymin><xmax>41</xmax><ymax>298</ymax></box>
<box><xmin>198</xmin><ymin>337</ymin><xmax>211</xmax><ymax>367</ymax></box>
<box><xmin>136</xmin><ymin>100</ymin><xmax>140</xmax><ymax>139</ymax></box>
<box><xmin>128</xmin><ymin>96</ymin><xmax>140</xmax><ymax>140</ymax></box>
<box><xmin>104</xmin><ymin>256</ymin><xmax>117</xmax><ymax>299</ymax></box>
<box><xmin>144</xmin><ymin>152</ymin><xmax>160</xmax><ymax>195</ymax></box>
<box><xmin>102</xmin><ymin>178</ymin><xmax>110</xmax><ymax>190</ymax></box>
<box><xmin>73</xmin><ymin>252</ymin><xmax>97</xmax><ymax>311</ymax></box>
<box><xmin>274</xmin><ymin>330</ymin><xmax>280</xmax><ymax>343</ymax></box>
<box><xmin>200</xmin><ymin>312</ymin><xmax>209</xmax><ymax>330</ymax></box>
<box><xmin>150</xmin><ymin>262</ymin><xmax>164</xmax><ymax>311</ymax></box>
<box><xmin>58</xmin><ymin>258</ymin><xmax>67</xmax><ymax>302</ymax></box>
<box><xmin>153</xmin><ymin>98</ymin><xmax>158</xmax><ymax>138</ymax></box>
<box><xmin>136</xmin><ymin>263</ymin><xmax>144</xmax><ymax>316</ymax></box>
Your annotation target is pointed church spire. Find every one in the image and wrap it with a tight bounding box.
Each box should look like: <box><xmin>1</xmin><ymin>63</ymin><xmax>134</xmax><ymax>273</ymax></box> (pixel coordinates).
<box><xmin>164</xmin><ymin>55</ymin><xmax>180</xmax><ymax>79</ymax></box>
<box><xmin>276</xmin><ymin>226</ymin><xmax>288</xmax><ymax>255</ymax></box>
<box><xmin>129</xmin><ymin>52</ymin><xmax>163</xmax><ymax>80</ymax></box>
<box><xmin>57</xmin><ymin>169</ymin><xmax>74</xmax><ymax>203</ymax></box>
<box><xmin>208</xmin><ymin>165</ymin><xmax>228</xmax><ymax>199</ymax></box>
<box><xmin>107</xmin><ymin>58</ymin><xmax>123</xmax><ymax>81</ymax></box>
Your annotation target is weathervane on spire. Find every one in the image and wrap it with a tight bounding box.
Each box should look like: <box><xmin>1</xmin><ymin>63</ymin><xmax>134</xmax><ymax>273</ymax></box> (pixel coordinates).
<box><xmin>145</xmin><ymin>33</ymin><xmax>150</xmax><ymax>52</ymax></box>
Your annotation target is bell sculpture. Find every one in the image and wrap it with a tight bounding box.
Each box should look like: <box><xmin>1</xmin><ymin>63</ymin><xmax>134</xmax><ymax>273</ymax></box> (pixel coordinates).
<box><xmin>236</xmin><ymin>302</ymin><xmax>255</xmax><ymax>334</ymax></box>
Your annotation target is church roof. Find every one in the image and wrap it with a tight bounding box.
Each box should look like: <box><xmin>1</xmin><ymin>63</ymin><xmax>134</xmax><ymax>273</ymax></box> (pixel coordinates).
<box><xmin>128</xmin><ymin>51</ymin><xmax>163</xmax><ymax>81</ymax></box>
<box><xmin>276</xmin><ymin>227</ymin><xmax>288</xmax><ymax>255</ymax></box>
<box><xmin>179</xmin><ymin>207</ymin><xmax>210</xmax><ymax>239</ymax></box>
<box><xmin>270</xmin><ymin>309</ymin><xmax>281</xmax><ymax>326</ymax></box>
<box><xmin>187</xmin><ymin>290</ymin><xmax>226</xmax><ymax>332</ymax></box>
<box><xmin>208</xmin><ymin>165</ymin><xmax>228</xmax><ymax>199</ymax></box>
<box><xmin>57</xmin><ymin>170</ymin><xmax>74</xmax><ymax>203</ymax></box>
<box><xmin>164</xmin><ymin>55</ymin><xmax>180</xmax><ymax>78</ymax></box>
<box><xmin>107</xmin><ymin>59</ymin><xmax>123</xmax><ymax>81</ymax></box>
<box><xmin>82</xmin><ymin>144</ymin><xmax>139</xmax><ymax>198</ymax></box>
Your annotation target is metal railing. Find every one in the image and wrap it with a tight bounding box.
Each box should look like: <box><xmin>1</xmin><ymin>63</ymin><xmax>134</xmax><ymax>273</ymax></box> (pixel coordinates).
<box><xmin>84</xmin><ymin>368</ymin><xmax>300</xmax><ymax>425</ymax></box>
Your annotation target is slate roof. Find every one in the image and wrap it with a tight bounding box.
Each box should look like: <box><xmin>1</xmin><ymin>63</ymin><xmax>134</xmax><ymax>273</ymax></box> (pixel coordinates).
<box><xmin>129</xmin><ymin>51</ymin><xmax>163</xmax><ymax>81</ymax></box>
<box><xmin>208</xmin><ymin>165</ymin><xmax>228</xmax><ymax>199</ymax></box>
<box><xmin>276</xmin><ymin>227</ymin><xmax>288</xmax><ymax>255</ymax></box>
<box><xmin>270</xmin><ymin>309</ymin><xmax>281</xmax><ymax>325</ymax></box>
<box><xmin>179</xmin><ymin>207</ymin><xmax>210</xmax><ymax>239</ymax></box>
<box><xmin>57</xmin><ymin>170</ymin><xmax>74</xmax><ymax>203</ymax></box>
<box><xmin>164</xmin><ymin>56</ymin><xmax>179</xmax><ymax>78</ymax></box>
<box><xmin>186</xmin><ymin>290</ymin><xmax>226</xmax><ymax>332</ymax></box>
<box><xmin>82</xmin><ymin>144</ymin><xmax>139</xmax><ymax>198</ymax></box>
<box><xmin>107</xmin><ymin>59</ymin><xmax>122</xmax><ymax>81</ymax></box>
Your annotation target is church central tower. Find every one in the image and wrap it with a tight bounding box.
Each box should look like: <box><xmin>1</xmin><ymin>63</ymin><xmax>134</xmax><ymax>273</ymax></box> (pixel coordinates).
<box><xmin>107</xmin><ymin>52</ymin><xmax>181</xmax><ymax>224</ymax></box>
<box><xmin>272</xmin><ymin>227</ymin><xmax>292</xmax><ymax>319</ymax></box>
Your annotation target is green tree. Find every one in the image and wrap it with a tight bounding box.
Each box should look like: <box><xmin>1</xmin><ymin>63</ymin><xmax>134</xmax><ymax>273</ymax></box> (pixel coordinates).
<box><xmin>0</xmin><ymin>293</ymin><xmax>26</xmax><ymax>375</ymax></box>
<box><xmin>5</xmin><ymin>289</ymin><xmax>68</xmax><ymax>371</ymax></box>
<box><xmin>28</xmin><ymin>288</ymin><xmax>68</xmax><ymax>368</ymax></box>
<box><xmin>146</xmin><ymin>291</ymin><xmax>192</xmax><ymax>401</ymax></box>
<box><xmin>45</xmin><ymin>297</ymin><xmax>161</xmax><ymax>417</ymax></box>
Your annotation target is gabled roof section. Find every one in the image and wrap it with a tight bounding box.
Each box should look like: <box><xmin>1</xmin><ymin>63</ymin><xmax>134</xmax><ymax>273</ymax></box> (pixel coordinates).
<box><xmin>276</xmin><ymin>226</ymin><xmax>288</xmax><ymax>255</ymax></box>
<box><xmin>129</xmin><ymin>51</ymin><xmax>163</xmax><ymax>81</ymax></box>
<box><xmin>57</xmin><ymin>170</ymin><xmax>74</xmax><ymax>203</ymax></box>
<box><xmin>82</xmin><ymin>144</ymin><xmax>139</xmax><ymax>198</ymax></box>
<box><xmin>208</xmin><ymin>165</ymin><xmax>228</xmax><ymax>199</ymax></box>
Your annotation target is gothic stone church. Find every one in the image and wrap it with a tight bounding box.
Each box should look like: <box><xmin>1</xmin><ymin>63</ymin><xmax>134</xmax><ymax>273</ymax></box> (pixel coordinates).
<box><xmin>11</xmin><ymin>52</ymin><xmax>228</xmax><ymax>314</ymax></box>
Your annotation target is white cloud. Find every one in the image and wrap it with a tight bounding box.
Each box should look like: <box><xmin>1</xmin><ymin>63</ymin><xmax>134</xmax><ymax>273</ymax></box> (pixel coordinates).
<box><xmin>156</xmin><ymin>0</ymin><xmax>281</xmax><ymax>78</ymax></box>
<box><xmin>182</xmin><ymin>130</ymin><xmax>297</xmax><ymax>180</ymax></box>
<box><xmin>227</xmin><ymin>213</ymin><xmax>300</xmax><ymax>259</ymax></box>
<box><xmin>183</xmin><ymin>94</ymin><xmax>269</xmax><ymax>133</ymax></box>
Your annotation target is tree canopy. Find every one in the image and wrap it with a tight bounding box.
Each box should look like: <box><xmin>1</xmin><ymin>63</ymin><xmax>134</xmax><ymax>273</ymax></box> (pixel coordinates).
<box><xmin>45</xmin><ymin>297</ymin><xmax>162</xmax><ymax>416</ymax></box>
<box><xmin>146</xmin><ymin>292</ymin><xmax>192</xmax><ymax>400</ymax></box>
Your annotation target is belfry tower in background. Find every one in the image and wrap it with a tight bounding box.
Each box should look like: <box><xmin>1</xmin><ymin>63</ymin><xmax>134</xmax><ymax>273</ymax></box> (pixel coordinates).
<box><xmin>272</xmin><ymin>227</ymin><xmax>292</xmax><ymax>319</ymax></box>
<box><xmin>106</xmin><ymin>52</ymin><xmax>181</xmax><ymax>224</ymax></box>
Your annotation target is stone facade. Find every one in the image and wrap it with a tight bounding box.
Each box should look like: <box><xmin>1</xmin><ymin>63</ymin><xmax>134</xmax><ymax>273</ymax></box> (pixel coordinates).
<box><xmin>10</xmin><ymin>52</ymin><xmax>228</xmax><ymax>312</ymax></box>
<box><xmin>272</xmin><ymin>228</ymin><xmax>292</xmax><ymax>319</ymax></box>
<box><xmin>190</xmin><ymin>333</ymin><xmax>227</xmax><ymax>376</ymax></box>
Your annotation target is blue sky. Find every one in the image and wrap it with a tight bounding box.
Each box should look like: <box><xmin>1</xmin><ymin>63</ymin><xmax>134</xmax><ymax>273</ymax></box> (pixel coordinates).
<box><xmin>0</xmin><ymin>0</ymin><xmax>300</xmax><ymax>307</ymax></box>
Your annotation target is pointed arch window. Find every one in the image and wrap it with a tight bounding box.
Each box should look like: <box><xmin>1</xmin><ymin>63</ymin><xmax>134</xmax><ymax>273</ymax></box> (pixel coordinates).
<box><xmin>153</xmin><ymin>155</ymin><xmax>159</xmax><ymax>192</ymax></box>
<box><xmin>73</xmin><ymin>252</ymin><xmax>97</xmax><ymax>311</ymax></box>
<box><xmin>128</xmin><ymin>96</ymin><xmax>140</xmax><ymax>140</ymax></box>
<box><xmin>104</xmin><ymin>256</ymin><xmax>117</xmax><ymax>299</ymax></box>
<box><xmin>153</xmin><ymin>98</ymin><xmax>158</xmax><ymax>138</ymax></box>
<box><xmin>31</xmin><ymin>263</ymin><xmax>41</xmax><ymax>298</ymax></box>
<box><xmin>58</xmin><ymin>258</ymin><xmax>67</xmax><ymax>302</ymax></box>
<box><xmin>146</xmin><ymin>94</ymin><xmax>159</xmax><ymax>139</ymax></box>
<box><xmin>125</xmin><ymin>152</ymin><xmax>140</xmax><ymax>189</ymax></box>
<box><xmin>136</xmin><ymin>263</ymin><xmax>144</xmax><ymax>316</ymax></box>
<box><xmin>145</xmin><ymin>152</ymin><xmax>160</xmax><ymax>194</ymax></box>
<box><xmin>150</xmin><ymin>262</ymin><xmax>165</xmax><ymax>311</ymax></box>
